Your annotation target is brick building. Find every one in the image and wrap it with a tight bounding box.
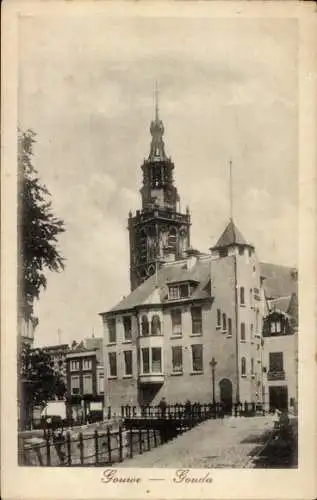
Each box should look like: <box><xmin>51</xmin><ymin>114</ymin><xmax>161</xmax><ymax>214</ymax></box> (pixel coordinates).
<box><xmin>100</xmin><ymin>96</ymin><xmax>298</xmax><ymax>413</ymax></box>
<box><xmin>65</xmin><ymin>344</ymin><xmax>103</xmax><ymax>422</ymax></box>
<box><xmin>261</xmin><ymin>267</ymin><xmax>298</xmax><ymax>411</ymax></box>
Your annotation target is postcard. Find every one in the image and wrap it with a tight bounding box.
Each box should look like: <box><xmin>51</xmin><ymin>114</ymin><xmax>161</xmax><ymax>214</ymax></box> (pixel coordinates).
<box><xmin>1</xmin><ymin>1</ymin><xmax>316</xmax><ymax>499</ymax></box>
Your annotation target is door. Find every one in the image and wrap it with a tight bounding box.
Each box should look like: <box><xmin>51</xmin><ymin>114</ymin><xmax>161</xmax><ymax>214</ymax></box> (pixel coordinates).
<box><xmin>269</xmin><ymin>385</ymin><xmax>288</xmax><ymax>411</ymax></box>
<box><xmin>219</xmin><ymin>378</ymin><xmax>233</xmax><ymax>414</ymax></box>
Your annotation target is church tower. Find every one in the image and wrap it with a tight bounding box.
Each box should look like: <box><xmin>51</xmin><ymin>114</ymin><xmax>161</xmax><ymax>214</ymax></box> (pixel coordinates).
<box><xmin>128</xmin><ymin>88</ymin><xmax>191</xmax><ymax>291</ymax></box>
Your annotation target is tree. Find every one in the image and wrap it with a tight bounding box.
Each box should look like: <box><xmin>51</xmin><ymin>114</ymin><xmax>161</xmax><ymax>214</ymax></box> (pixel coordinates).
<box><xmin>18</xmin><ymin>129</ymin><xmax>65</xmax><ymax>325</ymax></box>
<box><xmin>20</xmin><ymin>345</ymin><xmax>66</xmax><ymax>429</ymax></box>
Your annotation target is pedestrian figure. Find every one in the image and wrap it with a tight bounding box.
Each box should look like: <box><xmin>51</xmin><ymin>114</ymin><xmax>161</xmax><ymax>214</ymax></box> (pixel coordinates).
<box><xmin>219</xmin><ymin>402</ymin><xmax>224</xmax><ymax>420</ymax></box>
<box><xmin>184</xmin><ymin>399</ymin><xmax>191</xmax><ymax>419</ymax></box>
<box><xmin>272</xmin><ymin>408</ymin><xmax>282</xmax><ymax>429</ymax></box>
<box><xmin>158</xmin><ymin>397</ymin><xmax>167</xmax><ymax>419</ymax></box>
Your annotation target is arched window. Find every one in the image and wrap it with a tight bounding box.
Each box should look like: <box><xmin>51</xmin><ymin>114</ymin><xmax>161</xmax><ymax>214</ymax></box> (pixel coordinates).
<box><xmin>141</xmin><ymin>315</ymin><xmax>149</xmax><ymax>336</ymax></box>
<box><xmin>139</xmin><ymin>230</ymin><xmax>147</xmax><ymax>262</ymax></box>
<box><xmin>241</xmin><ymin>357</ymin><xmax>246</xmax><ymax>376</ymax></box>
<box><xmin>151</xmin><ymin>315</ymin><xmax>161</xmax><ymax>336</ymax></box>
<box><xmin>168</xmin><ymin>227</ymin><xmax>177</xmax><ymax>251</ymax></box>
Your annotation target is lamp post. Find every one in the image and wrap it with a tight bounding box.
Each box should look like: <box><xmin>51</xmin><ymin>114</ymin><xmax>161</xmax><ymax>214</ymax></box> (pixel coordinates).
<box><xmin>209</xmin><ymin>357</ymin><xmax>217</xmax><ymax>405</ymax></box>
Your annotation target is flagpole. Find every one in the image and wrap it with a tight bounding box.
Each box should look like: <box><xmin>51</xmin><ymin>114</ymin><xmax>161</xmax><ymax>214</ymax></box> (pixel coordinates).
<box><xmin>229</xmin><ymin>159</ymin><xmax>233</xmax><ymax>221</ymax></box>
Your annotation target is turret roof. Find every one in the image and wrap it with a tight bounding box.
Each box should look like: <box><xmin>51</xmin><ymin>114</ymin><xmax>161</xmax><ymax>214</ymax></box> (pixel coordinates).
<box><xmin>212</xmin><ymin>219</ymin><xmax>254</xmax><ymax>250</ymax></box>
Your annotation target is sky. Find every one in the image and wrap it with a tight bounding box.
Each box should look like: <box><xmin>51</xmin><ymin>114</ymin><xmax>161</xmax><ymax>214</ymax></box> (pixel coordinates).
<box><xmin>18</xmin><ymin>13</ymin><xmax>298</xmax><ymax>348</ymax></box>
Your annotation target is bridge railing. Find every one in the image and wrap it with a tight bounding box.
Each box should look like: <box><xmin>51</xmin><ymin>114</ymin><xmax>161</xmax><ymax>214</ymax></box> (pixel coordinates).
<box><xmin>120</xmin><ymin>402</ymin><xmax>266</xmax><ymax>420</ymax></box>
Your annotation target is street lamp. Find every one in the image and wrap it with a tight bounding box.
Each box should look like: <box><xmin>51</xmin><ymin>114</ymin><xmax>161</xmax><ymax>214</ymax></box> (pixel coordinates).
<box><xmin>209</xmin><ymin>357</ymin><xmax>217</xmax><ymax>405</ymax></box>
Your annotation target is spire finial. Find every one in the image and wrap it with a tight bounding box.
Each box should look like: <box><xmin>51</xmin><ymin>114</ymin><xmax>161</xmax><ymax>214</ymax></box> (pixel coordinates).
<box><xmin>155</xmin><ymin>80</ymin><xmax>159</xmax><ymax>121</ymax></box>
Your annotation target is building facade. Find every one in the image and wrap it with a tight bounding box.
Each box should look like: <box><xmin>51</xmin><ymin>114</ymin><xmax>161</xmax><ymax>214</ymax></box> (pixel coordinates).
<box><xmin>101</xmin><ymin>219</ymin><xmax>270</xmax><ymax>412</ymax></box>
<box><xmin>66</xmin><ymin>346</ymin><xmax>102</xmax><ymax>422</ymax></box>
<box><xmin>101</xmin><ymin>97</ymin><xmax>298</xmax><ymax>414</ymax></box>
<box><xmin>262</xmin><ymin>292</ymin><xmax>298</xmax><ymax>411</ymax></box>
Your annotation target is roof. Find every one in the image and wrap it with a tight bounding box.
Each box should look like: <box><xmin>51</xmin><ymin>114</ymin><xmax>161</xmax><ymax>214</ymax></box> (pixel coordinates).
<box><xmin>260</xmin><ymin>262</ymin><xmax>298</xmax><ymax>300</ymax></box>
<box><xmin>212</xmin><ymin>219</ymin><xmax>253</xmax><ymax>250</ymax></box>
<box><xmin>101</xmin><ymin>255</ymin><xmax>236</xmax><ymax>315</ymax></box>
<box><xmin>267</xmin><ymin>296</ymin><xmax>292</xmax><ymax>314</ymax></box>
<box><xmin>42</xmin><ymin>344</ymin><xmax>69</xmax><ymax>352</ymax></box>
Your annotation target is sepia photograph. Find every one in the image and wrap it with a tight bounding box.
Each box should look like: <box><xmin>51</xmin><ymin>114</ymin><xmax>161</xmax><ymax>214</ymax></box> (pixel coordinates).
<box><xmin>2</xmin><ymin>1</ymin><xmax>317</xmax><ymax>499</ymax></box>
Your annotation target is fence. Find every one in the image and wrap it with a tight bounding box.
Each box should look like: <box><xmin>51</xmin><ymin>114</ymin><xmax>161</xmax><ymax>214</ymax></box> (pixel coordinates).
<box><xmin>19</xmin><ymin>401</ymin><xmax>267</xmax><ymax>466</ymax></box>
<box><xmin>120</xmin><ymin>402</ymin><xmax>265</xmax><ymax>419</ymax></box>
<box><xmin>19</xmin><ymin>425</ymin><xmax>164</xmax><ymax>467</ymax></box>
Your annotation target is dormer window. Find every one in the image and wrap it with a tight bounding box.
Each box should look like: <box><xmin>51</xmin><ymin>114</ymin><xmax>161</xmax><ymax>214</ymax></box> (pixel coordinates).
<box><xmin>168</xmin><ymin>280</ymin><xmax>198</xmax><ymax>301</ymax></box>
<box><xmin>169</xmin><ymin>287</ymin><xmax>179</xmax><ymax>300</ymax></box>
<box><xmin>270</xmin><ymin>321</ymin><xmax>281</xmax><ymax>334</ymax></box>
<box><xmin>180</xmin><ymin>284</ymin><xmax>189</xmax><ymax>298</ymax></box>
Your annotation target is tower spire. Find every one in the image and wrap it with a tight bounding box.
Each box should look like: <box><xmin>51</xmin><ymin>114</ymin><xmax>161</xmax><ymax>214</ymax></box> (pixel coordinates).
<box><xmin>155</xmin><ymin>80</ymin><xmax>159</xmax><ymax>121</ymax></box>
<box><xmin>149</xmin><ymin>83</ymin><xmax>166</xmax><ymax>160</ymax></box>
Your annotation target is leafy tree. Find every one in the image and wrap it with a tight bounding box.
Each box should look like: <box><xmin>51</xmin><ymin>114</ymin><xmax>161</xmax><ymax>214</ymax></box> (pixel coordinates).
<box><xmin>20</xmin><ymin>345</ymin><xmax>66</xmax><ymax>428</ymax></box>
<box><xmin>18</xmin><ymin>129</ymin><xmax>65</xmax><ymax>325</ymax></box>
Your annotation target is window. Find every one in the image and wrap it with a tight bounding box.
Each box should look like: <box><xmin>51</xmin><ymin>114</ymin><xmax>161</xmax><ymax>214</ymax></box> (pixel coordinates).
<box><xmin>269</xmin><ymin>352</ymin><xmax>283</xmax><ymax>372</ymax></box>
<box><xmin>241</xmin><ymin>322</ymin><xmax>246</xmax><ymax>341</ymax></box>
<box><xmin>123</xmin><ymin>316</ymin><xmax>132</xmax><ymax>340</ymax></box>
<box><xmin>124</xmin><ymin>351</ymin><xmax>133</xmax><ymax>376</ymax></box>
<box><xmin>107</xmin><ymin>318</ymin><xmax>116</xmax><ymax>344</ymax></box>
<box><xmin>140</xmin><ymin>230</ymin><xmax>147</xmax><ymax>261</ymax></box>
<box><xmin>191</xmin><ymin>307</ymin><xmax>202</xmax><ymax>335</ymax></box>
<box><xmin>270</xmin><ymin>321</ymin><xmax>282</xmax><ymax>334</ymax></box>
<box><xmin>82</xmin><ymin>358</ymin><xmax>92</xmax><ymax>370</ymax></box>
<box><xmin>70</xmin><ymin>360</ymin><xmax>80</xmax><ymax>371</ymax></box>
<box><xmin>169</xmin><ymin>286</ymin><xmax>179</xmax><ymax>300</ymax></box>
<box><xmin>222</xmin><ymin>313</ymin><xmax>227</xmax><ymax>331</ymax></box>
<box><xmin>151</xmin><ymin>315</ymin><xmax>161</xmax><ymax>335</ymax></box>
<box><xmin>251</xmin><ymin>358</ymin><xmax>254</xmax><ymax>376</ymax></box>
<box><xmin>250</xmin><ymin>324</ymin><xmax>254</xmax><ymax>340</ymax></box>
<box><xmin>217</xmin><ymin>309</ymin><xmax>221</xmax><ymax>328</ymax></box>
<box><xmin>83</xmin><ymin>374</ymin><xmax>93</xmax><ymax>394</ymax></box>
<box><xmin>152</xmin><ymin>347</ymin><xmax>162</xmax><ymax>373</ymax></box>
<box><xmin>248</xmin><ymin>249</ymin><xmax>252</xmax><ymax>258</ymax></box>
<box><xmin>239</xmin><ymin>247</ymin><xmax>244</xmax><ymax>256</ymax></box>
<box><xmin>250</xmin><ymin>288</ymin><xmax>253</xmax><ymax>308</ymax></box>
<box><xmin>142</xmin><ymin>348</ymin><xmax>150</xmax><ymax>373</ymax></box>
<box><xmin>141</xmin><ymin>315</ymin><xmax>149</xmax><ymax>336</ymax></box>
<box><xmin>168</xmin><ymin>227</ymin><xmax>177</xmax><ymax>251</ymax></box>
<box><xmin>179</xmin><ymin>284</ymin><xmax>189</xmax><ymax>298</ymax></box>
<box><xmin>108</xmin><ymin>352</ymin><xmax>117</xmax><ymax>377</ymax></box>
<box><xmin>98</xmin><ymin>372</ymin><xmax>104</xmax><ymax>394</ymax></box>
<box><xmin>240</xmin><ymin>287</ymin><xmax>245</xmax><ymax>305</ymax></box>
<box><xmin>171</xmin><ymin>309</ymin><xmax>182</xmax><ymax>336</ymax></box>
<box><xmin>191</xmin><ymin>344</ymin><xmax>203</xmax><ymax>372</ymax></box>
<box><xmin>71</xmin><ymin>375</ymin><xmax>80</xmax><ymax>394</ymax></box>
<box><xmin>219</xmin><ymin>248</ymin><xmax>228</xmax><ymax>258</ymax></box>
<box><xmin>241</xmin><ymin>357</ymin><xmax>246</xmax><ymax>376</ymax></box>
<box><xmin>172</xmin><ymin>346</ymin><xmax>183</xmax><ymax>373</ymax></box>
<box><xmin>228</xmin><ymin>318</ymin><xmax>232</xmax><ymax>336</ymax></box>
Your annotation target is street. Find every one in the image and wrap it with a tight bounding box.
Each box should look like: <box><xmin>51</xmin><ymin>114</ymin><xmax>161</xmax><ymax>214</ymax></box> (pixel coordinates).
<box><xmin>120</xmin><ymin>415</ymin><xmax>289</xmax><ymax>468</ymax></box>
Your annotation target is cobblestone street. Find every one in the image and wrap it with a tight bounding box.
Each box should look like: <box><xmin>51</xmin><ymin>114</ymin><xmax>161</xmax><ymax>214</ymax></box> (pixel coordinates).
<box><xmin>120</xmin><ymin>416</ymin><xmax>273</xmax><ymax>468</ymax></box>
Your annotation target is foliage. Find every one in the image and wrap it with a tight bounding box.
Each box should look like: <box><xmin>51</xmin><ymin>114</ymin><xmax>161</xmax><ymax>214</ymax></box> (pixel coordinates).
<box><xmin>20</xmin><ymin>345</ymin><xmax>66</xmax><ymax>407</ymax></box>
<box><xmin>18</xmin><ymin>129</ymin><xmax>65</xmax><ymax>324</ymax></box>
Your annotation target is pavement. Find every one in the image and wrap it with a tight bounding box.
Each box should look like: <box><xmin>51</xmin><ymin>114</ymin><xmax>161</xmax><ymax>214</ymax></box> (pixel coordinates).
<box><xmin>120</xmin><ymin>415</ymin><xmax>274</xmax><ymax>468</ymax></box>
